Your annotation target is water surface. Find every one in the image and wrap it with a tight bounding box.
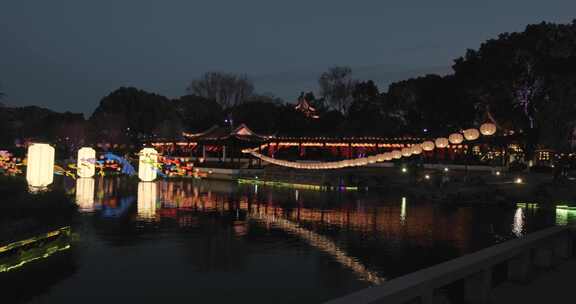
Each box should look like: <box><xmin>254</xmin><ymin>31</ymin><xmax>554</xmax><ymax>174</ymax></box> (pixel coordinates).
<box><xmin>1</xmin><ymin>177</ymin><xmax>567</xmax><ymax>303</ymax></box>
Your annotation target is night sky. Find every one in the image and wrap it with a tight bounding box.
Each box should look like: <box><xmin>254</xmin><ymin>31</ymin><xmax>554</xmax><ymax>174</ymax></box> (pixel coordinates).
<box><xmin>1</xmin><ymin>1</ymin><xmax>575</xmax><ymax>115</ymax></box>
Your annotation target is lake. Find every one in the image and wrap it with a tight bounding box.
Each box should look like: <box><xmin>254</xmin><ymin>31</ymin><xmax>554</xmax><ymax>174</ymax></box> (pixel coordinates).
<box><xmin>1</xmin><ymin>177</ymin><xmax>569</xmax><ymax>303</ymax></box>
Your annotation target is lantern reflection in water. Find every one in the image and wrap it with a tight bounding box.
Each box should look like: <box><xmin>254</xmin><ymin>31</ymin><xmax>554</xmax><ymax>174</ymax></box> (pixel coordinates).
<box><xmin>76</xmin><ymin>178</ymin><xmax>95</xmax><ymax>212</ymax></box>
<box><xmin>26</xmin><ymin>143</ymin><xmax>55</xmax><ymax>190</ymax></box>
<box><xmin>512</xmin><ymin>207</ymin><xmax>524</xmax><ymax>237</ymax></box>
<box><xmin>138</xmin><ymin>182</ymin><xmax>157</xmax><ymax>220</ymax></box>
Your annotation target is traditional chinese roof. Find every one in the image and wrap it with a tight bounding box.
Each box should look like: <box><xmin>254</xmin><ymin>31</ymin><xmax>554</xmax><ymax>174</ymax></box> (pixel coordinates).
<box><xmin>294</xmin><ymin>94</ymin><xmax>319</xmax><ymax>119</ymax></box>
<box><xmin>183</xmin><ymin>124</ymin><xmax>274</xmax><ymax>143</ymax></box>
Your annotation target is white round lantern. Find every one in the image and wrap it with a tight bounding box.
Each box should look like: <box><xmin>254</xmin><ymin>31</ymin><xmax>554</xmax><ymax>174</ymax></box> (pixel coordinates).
<box><xmin>411</xmin><ymin>144</ymin><xmax>423</xmax><ymax>155</ymax></box>
<box><xmin>448</xmin><ymin>133</ymin><xmax>464</xmax><ymax>144</ymax></box>
<box><xmin>368</xmin><ymin>155</ymin><xmax>378</xmax><ymax>163</ymax></box>
<box><xmin>401</xmin><ymin>148</ymin><xmax>412</xmax><ymax>157</ymax></box>
<box><xmin>77</xmin><ymin>147</ymin><xmax>96</xmax><ymax>178</ymax></box>
<box><xmin>480</xmin><ymin>123</ymin><xmax>497</xmax><ymax>136</ymax></box>
<box><xmin>463</xmin><ymin>128</ymin><xmax>480</xmax><ymax>141</ymax></box>
<box><xmin>138</xmin><ymin>148</ymin><xmax>159</xmax><ymax>182</ymax></box>
<box><xmin>26</xmin><ymin>143</ymin><xmax>55</xmax><ymax>188</ymax></box>
<box><xmin>384</xmin><ymin>153</ymin><xmax>393</xmax><ymax>161</ymax></box>
<box><xmin>422</xmin><ymin>141</ymin><xmax>435</xmax><ymax>151</ymax></box>
<box><xmin>435</xmin><ymin>138</ymin><xmax>449</xmax><ymax>148</ymax></box>
<box><xmin>392</xmin><ymin>150</ymin><xmax>402</xmax><ymax>159</ymax></box>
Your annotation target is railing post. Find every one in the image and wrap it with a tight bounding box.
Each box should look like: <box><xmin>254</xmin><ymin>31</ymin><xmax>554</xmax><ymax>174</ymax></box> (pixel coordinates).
<box><xmin>508</xmin><ymin>252</ymin><xmax>531</xmax><ymax>283</ymax></box>
<box><xmin>464</xmin><ymin>268</ymin><xmax>492</xmax><ymax>304</ymax></box>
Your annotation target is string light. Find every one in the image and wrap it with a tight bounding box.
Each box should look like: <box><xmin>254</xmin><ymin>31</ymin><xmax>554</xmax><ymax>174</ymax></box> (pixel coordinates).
<box><xmin>231</xmin><ymin>124</ymin><xmax>495</xmax><ymax>170</ymax></box>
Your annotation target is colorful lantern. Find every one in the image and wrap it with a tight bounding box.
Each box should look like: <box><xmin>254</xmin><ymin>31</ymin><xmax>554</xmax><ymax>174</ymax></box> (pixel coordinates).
<box><xmin>422</xmin><ymin>141</ymin><xmax>435</xmax><ymax>151</ymax></box>
<box><xmin>463</xmin><ymin>128</ymin><xmax>480</xmax><ymax>141</ymax></box>
<box><xmin>448</xmin><ymin>133</ymin><xmax>464</xmax><ymax>144</ymax></box>
<box><xmin>480</xmin><ymin>123</ymin><xmax>497</xmax><ymax>136</ymax></box>
<box><xmin>26</xmin><ymin>143</ymin><xmax>55</xmax><ymax>189</ymax></box>
<box><xmin>77</xmin><ymin>147</ymin><xmax>96</xmax><ymax>178</ymax></box>
<box><xmin>435</xmin><ymin>138</ymin><xmax>449</xmax><ymax>148</ymax></box>
<box><xmin>138</xmin><ymin>148</ymin><xmax>158</xmax><ymax>182</ymax></box>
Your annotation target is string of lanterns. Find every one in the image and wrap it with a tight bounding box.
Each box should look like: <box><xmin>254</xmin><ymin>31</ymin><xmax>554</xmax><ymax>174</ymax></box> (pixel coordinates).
<box><xmin>244</xmin><ymin>123</ymin><xmax>497</xmax><ymax>170</ymax></box>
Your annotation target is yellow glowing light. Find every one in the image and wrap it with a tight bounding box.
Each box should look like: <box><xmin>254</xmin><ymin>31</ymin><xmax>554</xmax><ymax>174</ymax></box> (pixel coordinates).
<box><xmin>425</xmin><ymin>174</ymin><xmax>430</xmax><ymax>179</ymax></box>
<box><xmin>26</xmin><ymin>143</ymin><xmax>55</xmax><ymax>189</ymax></box>
<box><xmin>448</xmin><ymin>133</ymin><xmax>464</xmax><ymax>144</ymax></box>
<box><xmin>435</xmin><ymin>137</ymin><xmax>449</xmax><ymax>148</ymax></box>
<box><xmin>480</xmin><ymin>123</ymin><xmax>497</xmax><ymax>136</ymax></box>
<box><xmin>515</xmin><ymin>177</ymin><xmax>523</xmax><ymax>184</ymax></box>
<box><xmin>401</xmin><ymin>167</ymin><xmax>407</xmax><ymax>173</ymax></box>
<box><xmin>421</xmin><ymin>141</ymin><xmax>435</xmax><ymax>151</ymax></box>
<box><xmin>463</xmin><ymin>128</ymin><xmax>480</xmax><ymax>141</ymax></box>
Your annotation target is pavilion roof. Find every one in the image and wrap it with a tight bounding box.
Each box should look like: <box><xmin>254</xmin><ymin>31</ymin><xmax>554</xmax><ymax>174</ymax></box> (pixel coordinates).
<box><xmin>183</xmin><ymin>124</ymin><xmax>275</xmax><ymax>143</ymax></box>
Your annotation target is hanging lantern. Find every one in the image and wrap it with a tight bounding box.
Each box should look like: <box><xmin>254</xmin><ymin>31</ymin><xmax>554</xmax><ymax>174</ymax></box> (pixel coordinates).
<box><xmin>77</xmin><ymin>147</ymin><xmax>96</xmax><ymax>178</ymax></box>
<box><xmin>26</xmin><ymin>143</ymin><xmax>55</xmax><ymax>189</ymax></box>
<box><xmin>448</xmin><ymin>133</ymin><xmax>464</xmax><ymax>144</ymax></box>
<box><xmin>368</xmin><ymin>155</ymin><xmax>378</xmax><ymax>163</ymax></box>
<box><xmin>480</xmin><ymin>123</ymin><xmax>497</xmax><ymax>136</ymax></box>
<box><xmin>76</xmin><ymin>177</ymin><xmax>95</xmax><ymax>212</ymax></box>
<box><xmin>411</xmin><ymin>144</ymin><xmax>423</xmax><ymax>155</ymax></box>
<box><xmin>463</xmin><ymin>128</ymin><xmax>480</xmax><ymax>141</ymax></box>
<box><xmin>376</xmin><ymin>154</ymin><xmax>386</xmax><ymax>162</ymax></box>
<box><xmin>422</xmin><ymin>141</ymin><xmax>435</xmax><ymax>151</ymax></box>
<box><xmin>435</xmin><ymin>138</ymin><xmax>449</xmax><ymax>148</ymax></box>
<box><xmin>384</xmin><ymin>153</ymin><xmax>393</xmax><ymax>161</ymax></box>
<box><xmin>137</xmin><ymin>182</ymin><xmax>157</xmax><ymax>220</ymax></box>
<box><xmin>392</xmin><ymin>150</ymin><xmax>402</xmax><ymax>159</ymax></box>
<box><xmin>401</xmin><ymin>148</ymin><xmax>412</xmax><ymax>157</ymax></box>
<box><xmin>138</xmin><ymin>148</ymin><xmax>158</xmax><ymax>182</ymax></box>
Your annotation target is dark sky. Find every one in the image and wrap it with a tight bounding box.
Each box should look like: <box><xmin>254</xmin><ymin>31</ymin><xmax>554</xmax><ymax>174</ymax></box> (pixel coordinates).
<box><xmin>1</xmin><ymin>1</ymin><xmax>575</xmax><ymax>116</ymax></box>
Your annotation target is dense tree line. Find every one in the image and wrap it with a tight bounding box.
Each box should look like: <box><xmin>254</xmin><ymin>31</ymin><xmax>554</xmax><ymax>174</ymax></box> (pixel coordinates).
<box><xmin>2</xmin><ymin>20</ymin><xmax>576</xmax><ymax>155</ymax></box>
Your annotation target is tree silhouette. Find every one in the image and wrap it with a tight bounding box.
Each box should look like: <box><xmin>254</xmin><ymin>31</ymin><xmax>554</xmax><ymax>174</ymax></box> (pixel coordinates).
<box><xmin>187</xmin><ymin>72</ymin><xmax>254</xmax><ymax>109</ymax></box>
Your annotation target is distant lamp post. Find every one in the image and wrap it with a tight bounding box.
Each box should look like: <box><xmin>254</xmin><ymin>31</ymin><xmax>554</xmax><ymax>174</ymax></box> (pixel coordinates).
<box><xmin>138</xmin><ymin>148</ymin><xmax>158</xmax><ymax>182</ymax></box>
<box><xmin>26</xmin><ymin>143</ymin><xmax>55</xmax><ymax>189</ymax></box>
<box><xmin>77</xmin><ymin>147</ymin><xmax>96</xmax><ymax>178</ymax></box>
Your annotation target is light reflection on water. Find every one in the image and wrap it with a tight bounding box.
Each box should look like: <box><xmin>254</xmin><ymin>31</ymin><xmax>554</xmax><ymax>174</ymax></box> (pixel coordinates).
<box><xmin>2</xmin><ymin>177</ymin><xmax>570</xmax><ymax>303</ymax></box>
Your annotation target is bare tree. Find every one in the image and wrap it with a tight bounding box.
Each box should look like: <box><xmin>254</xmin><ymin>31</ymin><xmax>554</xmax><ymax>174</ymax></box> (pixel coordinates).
<box><xmin>319</xmin><ymin>66</ymin><xmax>357</xmax><ymax>114</ymax></box>
<box><xmin>187</xmin><ymin>72</ymin><xmax>254</xmax><ymax>108</ymax></box>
